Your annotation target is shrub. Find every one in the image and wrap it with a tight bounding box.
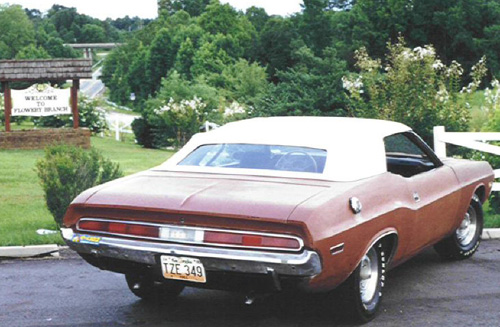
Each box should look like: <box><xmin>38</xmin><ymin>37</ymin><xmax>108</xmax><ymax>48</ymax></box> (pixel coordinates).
<box><xmin>131</xmin><ymin>117</ymin><xmax>154</xmax><ymax>148</ymax></box>
<box><xmin>36</xmin><ymin>145</ymin><xmax>123</xmax><ymax>227</ymax></box>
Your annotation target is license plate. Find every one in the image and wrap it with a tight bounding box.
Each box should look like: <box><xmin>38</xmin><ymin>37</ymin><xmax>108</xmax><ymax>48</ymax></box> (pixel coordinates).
<box><xmin>160</xmin><ymin>256</ymin><xmax>206</xmax><ymax>283</ymax></box>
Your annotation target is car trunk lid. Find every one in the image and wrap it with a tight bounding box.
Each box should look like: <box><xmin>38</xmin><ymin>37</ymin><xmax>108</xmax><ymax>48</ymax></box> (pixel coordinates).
<box><xmin>83</xmin><ymin>172</ymin><xmax>330</xmax><ymax>222</ymax></box>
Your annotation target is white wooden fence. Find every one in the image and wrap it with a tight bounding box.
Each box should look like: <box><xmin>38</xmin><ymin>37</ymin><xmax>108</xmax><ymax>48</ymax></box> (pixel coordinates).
<box><xmin>106</xmin><ymin>113</ymin><xmax>135</xmax><ymax>141</ymax></box>
<box><xmin>433</xmin><ymin>126</ymin><xmax>500</xmax><ymax>191</ymax></box>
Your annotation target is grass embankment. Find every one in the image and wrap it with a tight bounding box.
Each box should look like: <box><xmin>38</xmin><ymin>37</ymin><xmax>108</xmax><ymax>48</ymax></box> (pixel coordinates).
<box><xmin>0</xmin><ymin>136</ymin><xmax>173</xmax><ymax>246</ymax></box>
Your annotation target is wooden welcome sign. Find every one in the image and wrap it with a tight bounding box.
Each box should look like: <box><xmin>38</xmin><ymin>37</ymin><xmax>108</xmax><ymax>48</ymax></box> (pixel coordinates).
<box><xmin>0</xmin><ymin>59</ymin><xmax>92</xmax><ymax>132</ymax></box>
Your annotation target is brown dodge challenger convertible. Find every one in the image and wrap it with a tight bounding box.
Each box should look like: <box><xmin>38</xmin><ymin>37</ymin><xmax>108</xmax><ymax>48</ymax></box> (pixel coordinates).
<box><xmin>61</xmin><ymin>117</ymin><xmax>494</xmax><ymax>322</ymax></box>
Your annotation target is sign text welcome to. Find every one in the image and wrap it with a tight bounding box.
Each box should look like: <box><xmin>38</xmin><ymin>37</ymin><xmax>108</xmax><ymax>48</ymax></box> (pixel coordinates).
<box><xmin>11</xmin><ymin>84</ymin><xmax>71</xmax><ymax>117</ymax></box>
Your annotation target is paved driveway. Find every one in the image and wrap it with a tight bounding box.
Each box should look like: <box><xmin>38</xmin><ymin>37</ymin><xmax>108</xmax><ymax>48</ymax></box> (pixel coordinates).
<box><xmin>1</xmin><ymin>240</ymin><xmax>499</xmax><ymax>326</ymax></box>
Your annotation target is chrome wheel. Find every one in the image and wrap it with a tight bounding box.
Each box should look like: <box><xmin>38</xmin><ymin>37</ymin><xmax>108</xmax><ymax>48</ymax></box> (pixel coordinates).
<box><xmin>359</xmin><ymin>247</ymin><xmax>379</xmax><ymax>305</ymax></box>
<box><xmin>434</xmin><ymin>196</ymin><xmax>483</xmax><ymax>260</ymax></box>
<box><xmin>456</xmin><ymin>206</ymin><xmax>477</xmax><ymax>247</ymax></box>
<box><xmin>334</xmin><ymin>242</ymin><xmax>385</xmax><ymax>323</ymax></box>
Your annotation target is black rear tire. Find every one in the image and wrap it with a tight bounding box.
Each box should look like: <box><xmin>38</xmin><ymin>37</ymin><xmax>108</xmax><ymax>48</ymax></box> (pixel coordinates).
<box><xmin>434</xmin><ymin>195</ymin><xmax>483</xmax><ymax>260</ymax></box>
<box><xmin>334</xmin><ymin>242</ymin><xmax>386</xmax><ymax>324</ymax></box>
<box><xmin>125</xmin><ymin>273</ymin><xmax>184</xmax><ymax>301</ymax></box>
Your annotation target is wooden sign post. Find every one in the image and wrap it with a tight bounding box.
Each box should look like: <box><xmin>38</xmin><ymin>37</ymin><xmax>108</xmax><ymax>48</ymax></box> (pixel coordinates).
<box><xmin>2</xmin><ymin>81</ymin><xmax>11</xmax><ymax>132</ymax></box>
<box><xmin>71</xmin><ymin>79</ymin><xmax>80</xmax><ymax>129</ymax></box>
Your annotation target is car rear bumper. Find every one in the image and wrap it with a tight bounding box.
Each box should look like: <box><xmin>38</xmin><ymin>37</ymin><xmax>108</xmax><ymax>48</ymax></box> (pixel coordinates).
<box><xmin>61</xmin><ymin>228</ymin><xmax>322</xmax><ymax>280</ymax></box>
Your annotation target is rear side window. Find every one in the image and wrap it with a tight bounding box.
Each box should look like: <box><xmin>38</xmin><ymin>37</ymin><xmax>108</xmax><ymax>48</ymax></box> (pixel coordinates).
<box><xmin>384</xmin><ymin>133</ymin><xmax>438</xmax><ymax>177</ymax></box>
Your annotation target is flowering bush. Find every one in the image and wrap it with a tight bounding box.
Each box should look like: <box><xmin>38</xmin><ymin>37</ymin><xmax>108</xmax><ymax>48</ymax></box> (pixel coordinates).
<box><xmin>343</xmin><ymin>37</ymin><xmax>486</xmax><ymax>145</ymax></box>
<box><xmin>154</xmin><ymin>96</ymin><xmax>207</xmax><ymax>147</ymax></box>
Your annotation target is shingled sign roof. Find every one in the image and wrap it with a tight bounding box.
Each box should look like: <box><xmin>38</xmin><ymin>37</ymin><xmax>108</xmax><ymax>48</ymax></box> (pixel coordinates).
<box><xmin>0</xmin><ymin>59</ymin><xmax>92</xmax><ymax>82</ymax></box>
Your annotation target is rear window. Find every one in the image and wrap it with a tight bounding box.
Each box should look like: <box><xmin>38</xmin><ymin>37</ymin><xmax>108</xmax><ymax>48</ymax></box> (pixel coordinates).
<box><xmin>179</xmin><ymin>144</ymin><xmax>327</xmax><ymax>174</ymax></box>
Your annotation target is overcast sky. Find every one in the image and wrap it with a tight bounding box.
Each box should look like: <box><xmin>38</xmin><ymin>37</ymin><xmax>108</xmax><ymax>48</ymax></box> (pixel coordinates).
<box><xmin>4</xmin><ymin>1</ymin><xmax>303</xmax><ymax>20</ymax></box>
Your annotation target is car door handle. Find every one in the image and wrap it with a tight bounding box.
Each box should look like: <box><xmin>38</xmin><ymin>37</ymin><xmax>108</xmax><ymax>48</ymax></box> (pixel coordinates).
<box><xmin>413</xmin><ymin>191</ymin><xmax>421</xmax><ymax>203</ymax></box>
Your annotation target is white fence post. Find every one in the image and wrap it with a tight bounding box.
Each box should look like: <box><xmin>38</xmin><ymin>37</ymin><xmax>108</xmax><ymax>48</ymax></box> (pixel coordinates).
<box><xmin>433</xmin><ymin>126</ymin><xmax>447</xmax><ymax>157</ymax></box>
<box><xmin>115</xmin><ymin>117</ymin><xmax>120</xmax><ymax>141</ymax></box>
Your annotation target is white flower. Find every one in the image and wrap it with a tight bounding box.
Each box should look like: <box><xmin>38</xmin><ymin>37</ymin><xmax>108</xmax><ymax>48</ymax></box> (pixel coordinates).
<box><xmin>432</xmin><ymin>60</ymin><xmax>444</xmax><ymax>70</ymax></box>
<box><xmin>155</xmin><ymin>96</ymin><xmax>206</xmax><ymax>116</ymax></box>
<box><xmin>446</xmin><ymin>60</ymin><xmax>463</xmax><ymax>77</ymax></box>
<box><xmin>436</xmin><ymin>88</ymin><xmax>449</xmax><ymax>103</ymax></box>
<box><xmin>401</xmin><ymin>49</ymin><xmax>416</xmax><ymax>61</ymax></box>
<box><xmin>413</xmin><ymin>45</ymin><xmax>435</xmax><ymax>59</ymax></box>
<box><xmin>223</xmin><ymin>102</ymin><xmax>247</xmax><ymax>118</ymax></box>
<box><xmin>342</xmin><ymin>76</ymin><xmax>364</xmax><ymax>94</ymax></box>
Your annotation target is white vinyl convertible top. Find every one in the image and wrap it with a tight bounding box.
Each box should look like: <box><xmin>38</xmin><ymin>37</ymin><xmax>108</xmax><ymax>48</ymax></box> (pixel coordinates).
<box><xmin>159</xmin><ymin>117</ymin><xmax>411</xmax><ymax>181</ymax></box>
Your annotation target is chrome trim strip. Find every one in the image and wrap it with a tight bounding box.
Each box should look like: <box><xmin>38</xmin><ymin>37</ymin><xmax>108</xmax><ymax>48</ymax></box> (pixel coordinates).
<box><xmin>62</xmin><ymin>229</ymin><xmax>321</xmax><ymax>277</ymax></box>
<box><xmin>76</xmin><ymin>218</ymin><xmax>304</xmax><ymax>252</ymax></box>
<box><xmin>329</xmin><ymin>243</ymin><xmax>345</xmax><ymax>256</ymax></box>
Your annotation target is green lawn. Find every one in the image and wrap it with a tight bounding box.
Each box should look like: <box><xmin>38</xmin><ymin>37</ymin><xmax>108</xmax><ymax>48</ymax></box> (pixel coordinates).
<box><xmin>0</xmin><ymin>136</ymin><xmax>173</xmax><ymax>246</ymax></box>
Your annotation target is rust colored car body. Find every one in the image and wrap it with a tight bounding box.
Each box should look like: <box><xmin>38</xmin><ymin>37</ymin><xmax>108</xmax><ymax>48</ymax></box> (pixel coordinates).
<box><xmin>62</xmin><ymin>117</ymin><xmax>494</xmax><ymax>322</ymax></box>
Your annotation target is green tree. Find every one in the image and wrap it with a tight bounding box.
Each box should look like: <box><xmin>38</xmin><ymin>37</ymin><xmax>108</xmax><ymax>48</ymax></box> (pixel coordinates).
<box><xmin>175</xmin><ymin>37</ymin><xmax>196</xmax><ymax>79</ymax></box>
<box><xmin>191</xmin><ymin>36</ymin><xmax>233</xmax><ymax>87</ymax></box>
<box><xmin>221</xmin><ymin>59</ymin><xmax>268</xmax><ymax>105</ymax></box>
<box><xmin>80</xmin><ymin>24</ymin><xmax>107</xmax><ymax>43</ymax></box>
<box><xmin>199</xmin><ymin>0</ymin><xmax>240</xmax><ymax>35</ymax></box>
<box><xmin>44</xmin><ymin>37</ymin><xmax>79</xmax><ymax>58</ymax></box>
<box><xmin>245</xmin><ymin>6</ymin><xmax>269</xmax><ymax>33</ymax></box>
<box><xmin>101</xmin><ymin>45</ymin><xmax>134</xmax><ymax>104</ymax></box>
<box><xmin>146</xmin><ymin>28</ymin><xmax>176</xmax><ymax>95</ymax></box>
<box><xmin>159</xmin><ymin>0</ymin><xmax>211</xmax><ymax>17</ymax></box>
<box><xmin>256</xmin><ymin>46</ymin><xmax>348</xmax><ymax>117</ymax></box>
<box><xmin>199</xmin><ymin>0</ymin><xmax>255</xmax><ymax>58</ymax></box>
<box><xmin>328</xmin><ymin>0</ymin><xmax>357</xmax><ymax>10</ymax></box>
<box><xmin>15</xmin><ymin>44</ymin><xmax>50</xmax><ymax>59</ymax></box>
<box><xmin>300</xmin><ymin>0</ymin><xmax>333</xmax><ymax>53</ymax></box>
<box><xmin>127</xmin><ymin>45</ymin><xmax>150</xmax><ymax>101</ymax></box>
<box><xmin>0</xmin><ymin>5</ymin><xmax>36</xmax><ymax>59</ymax></box>
<box><xmin>258</xmin><ymin>17</ymin><xmax>299</xmax><ymax>81</ymax></box>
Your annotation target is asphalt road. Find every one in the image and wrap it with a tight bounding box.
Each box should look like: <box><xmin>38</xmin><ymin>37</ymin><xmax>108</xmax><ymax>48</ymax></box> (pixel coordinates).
<box><xmin>80</xmin><ymin>67</ymin><xmax>104</xmax><ymax>99</ymax></box>
<box><xmin>1</xmin><ymin>240</ymin><xmax>499</xmax><ymax>327</ymax></box>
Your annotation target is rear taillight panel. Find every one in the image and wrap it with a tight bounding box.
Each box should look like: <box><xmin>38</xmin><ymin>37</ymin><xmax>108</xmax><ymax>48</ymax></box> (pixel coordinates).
<box><xmin>76</xmin><ymin>218</ymin><xmax>303</xmax><ymax>252</ymax></box>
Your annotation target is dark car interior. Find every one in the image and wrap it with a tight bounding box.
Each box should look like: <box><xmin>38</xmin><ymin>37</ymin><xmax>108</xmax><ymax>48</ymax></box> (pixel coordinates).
<box><xmin>384</xmin><ymin>132</ymin><xmax>442</xmax><ymax>178</ymax></box>
<box><xmin>180</xmin><ymin>144</ymin><xmax>327</xmax><ymax>174</ymax></box>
